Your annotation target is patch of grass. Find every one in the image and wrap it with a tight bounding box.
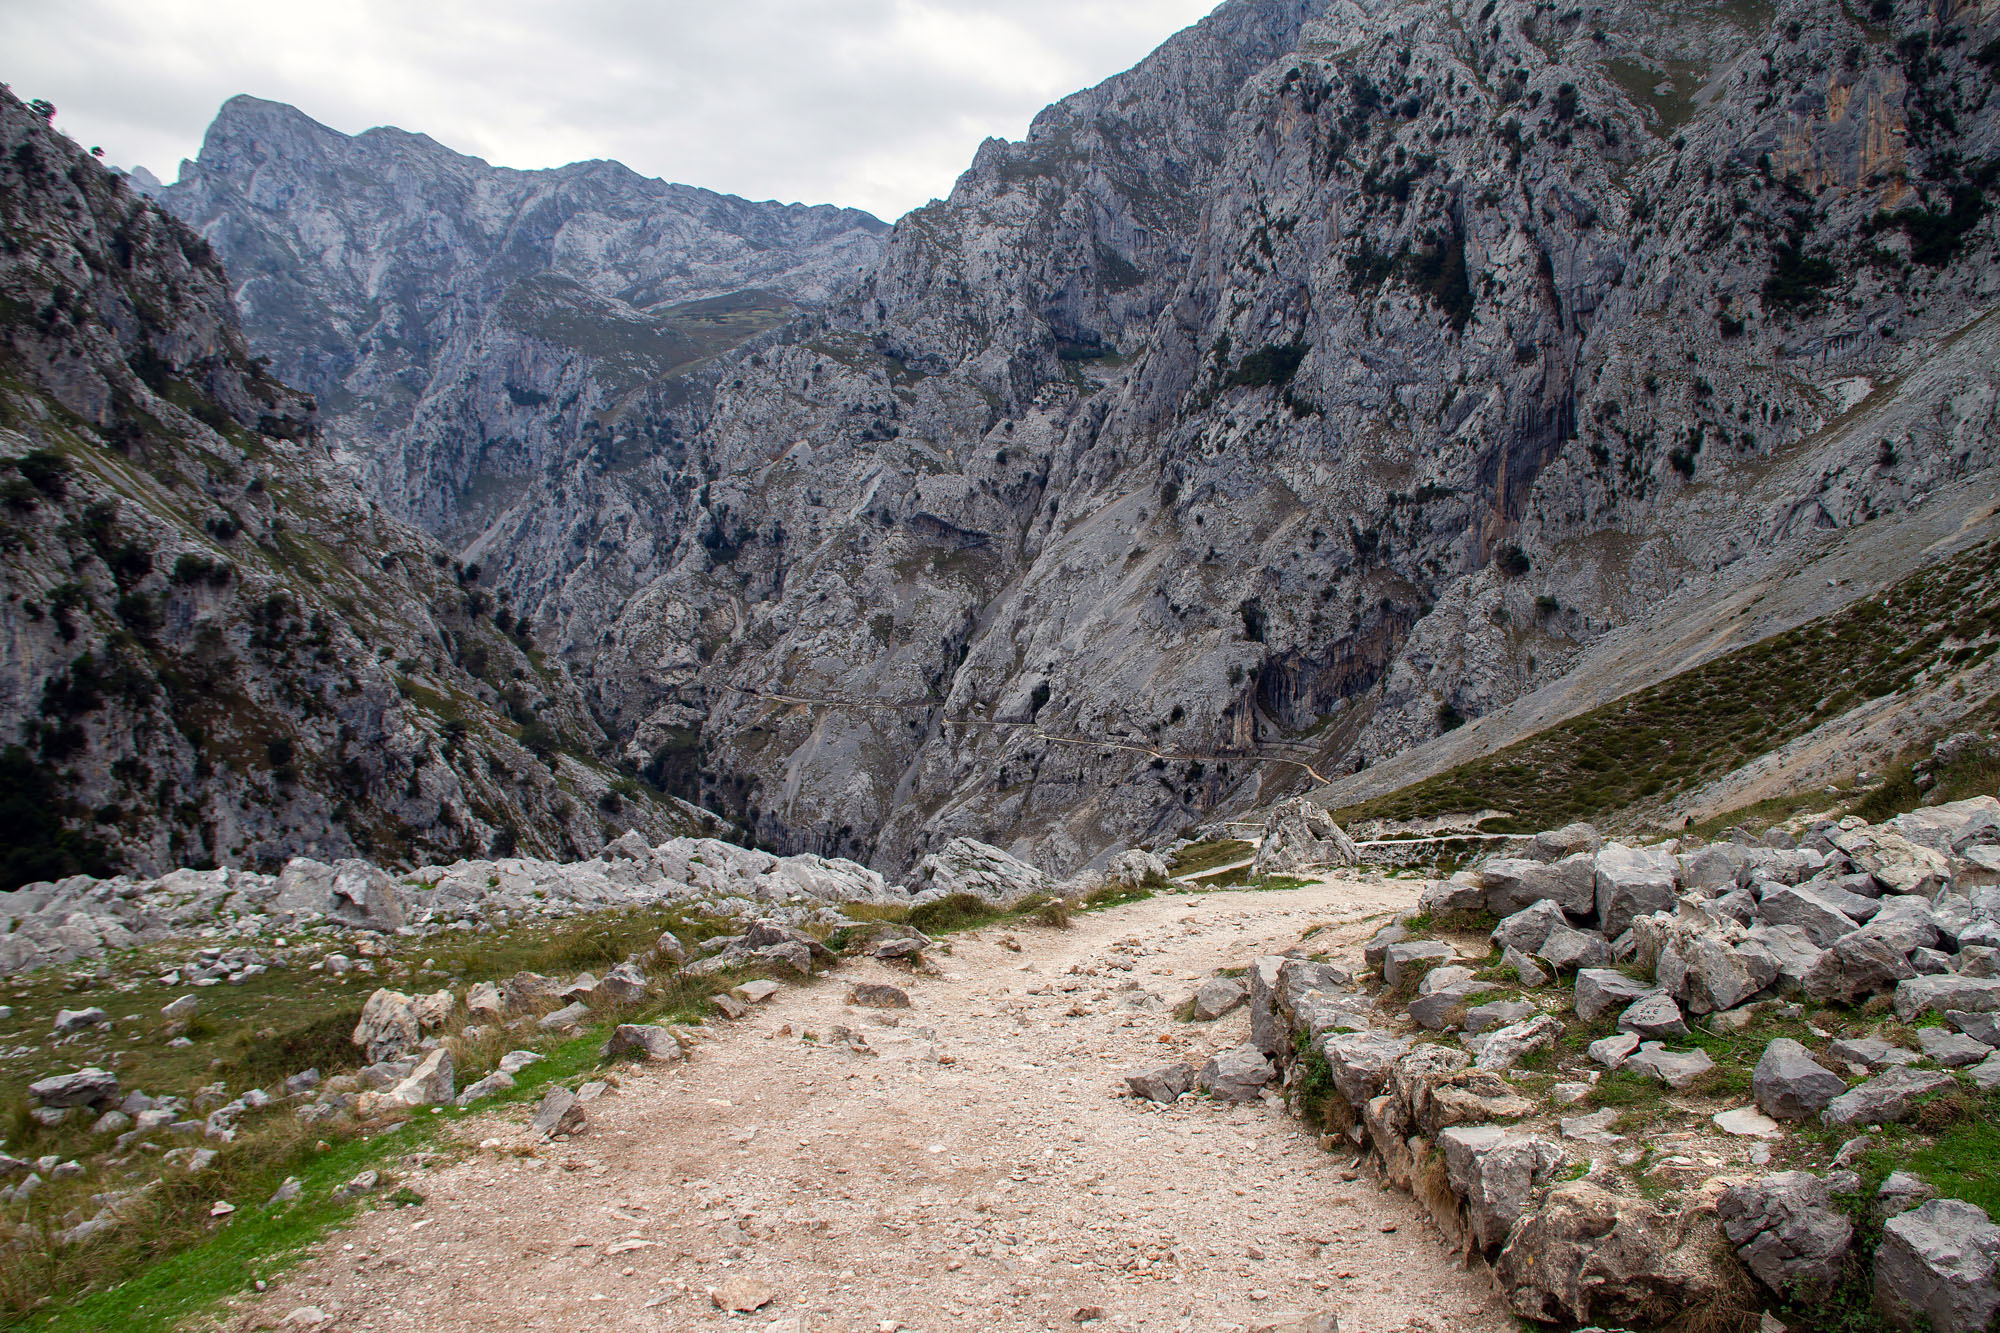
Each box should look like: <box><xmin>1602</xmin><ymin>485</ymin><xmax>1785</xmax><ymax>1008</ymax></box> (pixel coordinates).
<box><xmin>1331</xmin><ymin>538</ymin><xmax>2000</xmax><ymax>834</ymax></box>
<box><xmin>1165</xmin><ymin>839</ymin><xmax>1252</xmax><ymax>878</ymax></box>
<box><xmin>1909</xmin><ymin>1092</ymin><xmax>2000</xmax><ymax>1217</ymax></box>
<box><xmin>1080</xmin><ymin>884</ymin><xmax>1154</xmax><ymax>911</ymax></box>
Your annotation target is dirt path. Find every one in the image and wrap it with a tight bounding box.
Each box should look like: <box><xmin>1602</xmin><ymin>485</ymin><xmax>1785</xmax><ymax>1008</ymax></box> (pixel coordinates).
<box><xmin>234</xmin><ymin>877</ymin><xmax>1513</xmax><ymax>1333</ymax></box>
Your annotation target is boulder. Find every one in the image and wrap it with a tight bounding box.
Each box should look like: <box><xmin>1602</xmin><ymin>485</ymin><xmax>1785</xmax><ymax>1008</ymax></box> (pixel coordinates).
<box><xmin>1623</xmin><ymin>1043</ymin><xmax>1715</xmax><ymax>1089</ymax></box>
<box><xmin>324</xmin><ymin>859</ymin><xmax>408</xmax><ymax>932</ymax></box>
<box><xmin>1595</xmin><ymin>845</ymin><xmax>1680</xmax><ymax>939</ymax></box>
<box><xmin>1947</xmin><ymin>1011</ymin><xmax>2000</xmax><ymax>1048</ymax></box>
<box><xmin>1535</xmin><ymin>924</ymin><xmax>1612</xmax><ymax>973</ymax></box>
<box><xmin>601</xmin><ymin>1024</ymin><xmax>686</xmax><ymax>1062</ymax></box>
<box><xmin>1475</xmin><ymin>1014</ymin><xmax>1560</xmax><ymax>1072</ymax></box>
<box><xmin>1618</xmin><ymin>992</ymin><xmax>1688</xmax><ymax>1040</ymax></box>
<box><xmin>597</xmin><ymin>962</ymin><xmax>650</xmax><ymax>1005</ymax></box>
<box><xmin>911</xmin><ymin>837</ymin><xmax>1050</xmax><ymax>907</ymax></box>
<box><xmin>1827</xmin><ymin>1036</ymin><xmax>1922</xmax><ymax>1070</ymax></box>
<box><xmin>1317</xmin><ymin>1031</ymin><xmax>1412</xmax><ymax>1107</ymax></box>
<box><xmin>161</xmin><ymin>995</ymin><xmax>199</xmax><ymax>1021</ymax></box>
<box><xmin>1382</xmin><ymin>941</ymin><xmax>1454</xmax><ymax>989</ymax></box>
<box><xmin>537</xmin><ymin>1001</ymin><xmax>592</xmax><ymax>1031</ymax></box>
<box><xmin>1589</xmin><ymin>1031</ymin><xmax>1641</xmax><ymax>1068</ymax></box>
<box><xmin>1491</xmin><ymin>900</ymin><xmax>1571</xmax><ymax>954</ymax></box>
<box><xmin>501</xmin><ymin>971</ymin><xmax>559</xmax><ymax>1013</ymax></box>
<box><xmin>1874</xmin><ymin>1199</ymin><xmax>2000</xmax><ymax>1333</ymax></box>
<box><xmin>1746</xmin><ymin>924</ymin><xmax>1823</xmax><ymax>993</ymax></box>
<box><xmin>1124</xmin><ymin>1063</ymin><xmax>1196</xmax><ymax>1103</ymax></box>
<box><xmin>531</xmin><ymin>1086</ymin><xmax>586</xmax><ymax>1138</ymax></box>
<box><xmin>52</xmin><ymin>1007</ymin><xmax>108</xmax><ymax>1032</ymax></box>
<box><xmin>1251</xmin><ymin>798</ymin><xmax>1359</xmax><ymax>876</ymax></box>
<box><xmin>351</xmin><ymin>990</ymin><xmax>422</xmax><ymax>1064</ymax></box>
<box><xmin>849</xmin><ymin>982</ymin><xmax>912</xmax><ymax>1009</ymax></box>
<box><xmin>1408</xmin><ymin>981</ymin><xmax>1484</xmax><ymax>1031</ymax></box>
<box><xmin>1717</xmin><ymin>1171</ymin><xmax>1853</xmax><ymax>1300</ymax></box>
<box><xmin>1804</xmin><ymin>932</ymin><xmax>1917</xmax><ymax>1004</ymax></box>
<box><xmin>1465</xmin><ymin>999</ymin><xmax>1540</xmax><ymax>1034</ymax></box>
<box><xmin>28</xmin><ymin>1068</ymin><xmax>119</xmax><ymax>1108</ymax></box>
<box><xmin>1529</xmin><ymin>823</ymin><xmax>1603</xmax><ymax>862</ymax></box>
<box><xmin>1880</xmin><ymin>1172</ymin><xmax>1937</xmax><ymax>1214</ymax></box>
<box><xmin>1502</xmin><ymin>945</ymin><xmax>1550</xmax><ymax>988</ymax></box>
<box><xmin>1841</xmin><ymin>829</ymin><xmax>1951</xmax><ymax>897</ymax></box>
<box><xmin>465</xmin><ymin>981</ymin><xmax>504</xmax><ymax>1022</ymax></box>
<box><xmin>1192</xmin><ymin>976</ymin><xmax>1249</xmax><ymax>1021</ymax></box>
<box><xmin>1480</xmin><ymin>858</ymin><xmax>1595</xmax><ymax>918</ymax></box>
<box><xmin>1894</xmin><ymin>975</ymin><xmax>2000</xmax><ymax>1021</ymax></box>
<box><xmin>1418</xmin><ymin>875</ymin><xmax>1488</xmax><ymax>916</ymax></box>
<box><xmin>1439</xmin><ymin>1126</ymin><xmax>1565</xmax><ymax>1250</ymax></box>
<box><xmin>1821</xmin><ymin>1067</ymin><xmax>1959</xmax><ymax>1127</ymax></box>
<box><xmin>1753</xmin><ymin>1039</ymin><xmax>1847</xmax><ymax>1121</ymax></box>
<box><xmin>1574</xmin><ymin>969</ymin><xmax>1654</xmax><ymax>1023</ymax></box>
<box><xmin>455</xmin><ymin>1071</ymin><xmax>515</xmax><ymax>1106</ymax></box>
<box><xmin>1198</xmin><ymin>1043</ymin><xmax>1276</xmax><ymax>1102</ymax></box>
<box><xmin>1758</xmin><ymin>885</ymin><xmax>1868</xmax><ymax>947</ymax></box>
<box><xmin>1968</xmin><ymin>1053</ymin><xmax>2000</xmax><ymax>1092</ymax></box>
<box><xmin>1667</xmin><ymin>929</ymin><xmax>1781</xmax><ymax>1014</ymax></box>
<box><xmin>382</xmin><ymin>1049</ymin><xmax>453</xmax><ymax>1108</ymax></box>
<box><xmin>1245</xmin><ymin>956</ymin><xmax>1289</xmax><ymax>1056</ymax></box>
<box><xmin>1363</xmin><ymin>923</ymin><xmax>1409</xmax><ymax>970</ymax></box>
<box><xmin>1495</xmin><ymin>1180</ymin><xmax>1734</xmax><ymax>1327</ymax></box>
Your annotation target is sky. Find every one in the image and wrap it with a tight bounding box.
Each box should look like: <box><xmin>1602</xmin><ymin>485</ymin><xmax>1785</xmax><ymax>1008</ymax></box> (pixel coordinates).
<box><xmin>0</xmin><ymin>0</ymin><xmax>1221</xmax><ymax>222</ymax></box>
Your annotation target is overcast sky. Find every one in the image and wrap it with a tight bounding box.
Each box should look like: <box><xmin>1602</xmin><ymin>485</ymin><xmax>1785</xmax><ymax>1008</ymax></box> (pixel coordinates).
<box><xmin>1</xmin><ymin>0</ymin><xmax>1220</xmax><ymax>221</ymax></box>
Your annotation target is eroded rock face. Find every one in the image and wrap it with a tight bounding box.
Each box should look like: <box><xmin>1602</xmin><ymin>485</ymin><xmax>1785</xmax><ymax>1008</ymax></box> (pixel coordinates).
<box><xmin>1252</xmin><ymin>799</ymin><xmax>1359</xmax><ymax>876</ymax></box>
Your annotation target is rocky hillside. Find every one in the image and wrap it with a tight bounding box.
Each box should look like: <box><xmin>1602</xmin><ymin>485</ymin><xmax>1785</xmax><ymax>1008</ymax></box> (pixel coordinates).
<box><xmin>0</xmin><ymin>87</ymin><xmax>710</xmax><ymax>889</ymax></box>
<box><xmin>155</xmin><ymin>96</ymin><xmax>889</xmax><ymax>536</ymax></box>
<box><xmin>159</xmin><ymin>0</ymin><xmax>2000</xmax><ymax>880</ymax></box>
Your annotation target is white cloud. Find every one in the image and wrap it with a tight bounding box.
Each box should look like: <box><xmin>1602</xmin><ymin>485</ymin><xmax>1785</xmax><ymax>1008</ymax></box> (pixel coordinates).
<box><xmin>0</xmin><ymin>0</ymin><xmax>1221</xmax><ymax>219</ymax></box>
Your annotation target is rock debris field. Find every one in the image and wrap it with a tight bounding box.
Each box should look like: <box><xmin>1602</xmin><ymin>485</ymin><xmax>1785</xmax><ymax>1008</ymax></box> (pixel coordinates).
<box><xmin>233</xmin><ymin>878</ymin><xmax>1506</xmax><ymax>1333</ymax></box>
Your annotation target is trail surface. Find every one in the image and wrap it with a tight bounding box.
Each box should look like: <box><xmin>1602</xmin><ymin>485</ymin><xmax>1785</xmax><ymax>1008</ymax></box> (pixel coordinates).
<box><xmin>233</xmin><ymin>878</ymin><xmax>1512</xmax><ymax>1333</ymax></box>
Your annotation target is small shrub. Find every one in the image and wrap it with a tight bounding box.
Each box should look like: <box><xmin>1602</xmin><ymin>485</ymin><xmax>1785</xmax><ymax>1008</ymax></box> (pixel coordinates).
<box><xmin>907</xmin><ymin>892</ymin><xmax>1000</xmax><ymax>935</ymax></box>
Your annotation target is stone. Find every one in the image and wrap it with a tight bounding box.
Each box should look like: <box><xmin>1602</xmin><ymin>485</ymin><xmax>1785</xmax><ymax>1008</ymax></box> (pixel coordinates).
<box><xmin>1918</xmin><ymin>1029</ymin><xmax>1990</xmax><ymax>1067</ymax></box>
<box><xmin>1589</xmin><ymin>1031</ymin><xmax>1641</xmax><ymax>1068</ymax></box>
<box><xmin>1827</xmin><ymin>1036</ymin><xmax>1922</xmax><ymax>1070</ymax></box>
<box><xmin>710</xmin><ymin>993</ymin><xmax>748</xmax><ymax>1019</ymax></box>
<box><xmin>1624</xmin><ymin>1042</ymin><xmax>1715</xmax><ymax>1089</ymax></box>
<box><xmin>559</xmin><ymin>972</ymin><xmax>600</xmax><ymax>1003</ymax></box>
<box><xmin>1804</xmin><ymin>932</ymin><xmax>1918</xmax><ymax>1004</ymax></box>
<box><xmin>1844</xmin><ymin>830</ymin><xmax>1952</xmax><ymax>898</ymax></box>
<box><xmin>1245</xmin><ymin>956</ymin><xmax>1288</xmax><ymax>1056</ymax></box>
<box><xmin>1251</xmin><ymin>798</ymin><xmax>1359</xmax><ymax>876</ymax></box>
<box><xmin>1125</xmin><ymin>1062</ymin><xmax>1196</xmax><ymax>1103</ymax></box>
<box><xmin>1316</xmin><ymin>1031</ymin><xmax>1412</xmax><ymax>1107</ymax></box>
<box><xmin>1417</xmin><ymin>964</ymin><xmax>1477</xmax><ymax>995</ymax></box>
<box><xmin>1758</xmin><ymin>885</ymin><xmax>1868</xmax><ymax>947</ymax></box>
<box><xmin>601</xmin><ymin>1024</ymin><xmax>686</xmax><ymax>1062</ymax></box>
<box><xmin>1382</xmin><ymin>941</ymin><xmax>1454</xmax><ymax>989</ymax></box>
<box><xmin>1677</xmin><ymin>931</ymin><xmax>1782</xmax><ymax>1013</ymax></box>
<box><xmin>537</xmin><ymin>1001</ymin><xmax>592</xmax><ymax>1031</ymax></box>
<box><xmin>1595</xmin><ymin>845</ymin><xmax>1680</xmax><ymax>939</ymax></box>
<box><xmin>90</xmin><ymin>1109</ymin><xmax>132</xmax><ymax>1136</ymax></box>
<box><xmin>161</xmin><ymin>995</ymin><xmax>199</xmax><ymax>1021</ymax></box>
<box><xmin>1618</xmin><ymin>992</ymin><xmax>1688</xmax><ymax>1040</ymax></box>
<box><xmin>1573</xmin><ymin>969</ymin><xmax>1653</xmax><ymax>1023</ymax></box>
<box><xmin>1418</xmin><ymin>875</ymin><xmax>1487</xmax><ymax>916</ymax></box>
<box><xmin>912</xmin><ymin>837</ymin><xmax>1052</xmax><ymax>907</ymax></box>
<box><xmin>1879</xmin><ymin>1172</ymin><xmax>1937</xmax><ymax>1213</ymax></box>
<box><xmin>733</xmin><ymin>979</ymin><xmax>782</xmax><ymax>1004</ymax></box>
<box><xmin>351</xmin><ymin>990</ymin><xmax>423</xmax><ymax>1063</ymax></box>
<box><xmin>710</xmin><ymin>1276</ymin><xmax>777</xmax><ymax>1313</ymax></box>
<box><xmin>52</xmin><ymin>1007</ymin><xmax>109</xmax><ymax>1032</ymax></box>
<box><xmin>1439</xmin><ymin>1126</ymin><xmax>1564</xmax><ymax>1250</ymax></box>
<box><xmin>1748</xmin><ymin>924</ymin><xmax>1825</xmax><ymax>993</ymax></box>
<box><xmin>1490</xmin><ymin>900</ymin><xmax>1570</xmax><ymax>955</ymax></box>
<box><xmin>1753</xmin><ymin>1039</ymin><xmax>1847</xmax><ymax>1121</ymax></box>
<box><xmin>848</xmin><ymin>983</ymin><xmax>912</xmax><ymax>1009</ymax></box>
<box><xmin>1407</xmin><ymin>981</ymin><xmax>1484</xmax><ymax>1031</ymax></box>
<box><xmin>1475</xmin><ymin>1014</ymin><xmax>1560</xmax><ymax>1072</ymax></box>
<box><xmin>1949</xmin><ymin>1011</ymin><xmax>2000</xmax><ymax>1048</ymax></box>
<box><xmin>1562</xmin><ymin>1106</ymin><xmax>1622</xmax><ymax>1143</ymax></box>
<box><xmin>28</xmin><ymin>1068</ymin><xmax>119</xmax><ymax>1108</ymax></box>
<box><xmin>333</xmin><ymin>1169</ymin><xmax>380</xmax><ymax>1200</ymax></box>
<box><xmin>465</xmin><ymin>981</ymin><xmax>504</xmax><ymax>1022</ymax></box>
<box><xmin>501</xmin><ymin>971</ymin><xmax>559</xmax><ymax>1012</ymax></box>
<box><xmin>531</xmin><ymin>1086</ymin><xmax>586</xmax><ymax>1138</ymax></box>
<box><xmin>651</xmin><ymin>931</ymin><xmax>688</xmax><ymax>965</ymax></box>
<box><xmin>597</xmin><ymin>962</ymin><xmax>650</xmax><ymax>1005</ymax></box>
<box><xmin>1874</xmin><ymin>1199</ymin><xmax>2000</xmax><ymax>1333</ymax></box>
<box><xmin>497</xmin><ymin>1050</ymin><xmax>543</xmax><ymax>1075</ymax></box>
<box><xmin>1191</xmin><ymin>976</ymin><xmax>1248</xmax><ymax>1020</ymax></box>
<box><xmin>454</xmin><ymin>1071</ymin><xmax>515</xmax><ymax>1106</ymax></box>
<box><xmin>267</xmin><ymin>1177</ymin><xmax>303</xmax><ymax>1206</ymax></box>
<box><xmin>1502</xmin><ymin>946</ymin><xmax>1549</xmax><ymax>988</ymax></box>
<box><xmin>383</xmin><ymin>1049</ymin><xmax>453</xmax><ymax>1108</ymax></box>
<box><xmin>1480</xmin><ymin>858</ymin><xmax>1595</xmax><ymax>918</ymax></box>
<box><xmin>1464</xmin><ymin>1000</ymin><xmax>1539</xmax><ymax>1034</ymax></box>
<box><xmin>1495</xmin><ymin>1181</ymin><xmax>1732</xmax><ymax>1327</ymax></box>
<box><xmin>1199</xmin><ymin>1042</ymin><xmax>1276</xmax><ymax>1102</ymax></box>
<box><xmin>1895</xmin><ymin>975</ymin><xmax>2000</xmax><ymax>1021</ymax></box>
<box><xmin>1713</xmin><ymin>1107</ymin><xmax>1782</xmax><ymax>1138</ymax></box>
<box><xmin>1363</xmin><ymin>925</ymin><xmax>1408</xmax><ymax>971</ymax></box>
<box><xmin>1534</xmin><ymin>924</ymin><xmax>1612</xmax><ymax>973</ymax></box>
<box><xmin>1717</xmin><ymin>1172</ymin><xmax>1853</xmax><ymax>1300</ymax></box>
<box><xmin>1821</xmin><ymin>1067</ymin><xmax>1959</xmax><ymax>1127</ymax></box>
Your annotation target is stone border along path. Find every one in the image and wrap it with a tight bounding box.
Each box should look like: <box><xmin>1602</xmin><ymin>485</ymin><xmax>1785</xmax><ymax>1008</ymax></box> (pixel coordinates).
<box><xmin>226</xmin><ymin>877</ymin><xmax>1511</xmax><ymax>1333</ymax></box>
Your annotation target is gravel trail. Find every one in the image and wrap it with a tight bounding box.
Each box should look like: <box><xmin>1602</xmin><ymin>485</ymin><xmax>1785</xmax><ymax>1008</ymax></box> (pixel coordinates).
<box><xmin>233</xmin><ymin>877</ymin><xmax>1513</xmax><ymax>1333</ymax></box>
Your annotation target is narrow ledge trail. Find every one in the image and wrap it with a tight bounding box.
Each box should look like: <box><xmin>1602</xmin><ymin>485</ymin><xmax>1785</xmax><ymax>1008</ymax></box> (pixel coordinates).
<box><xmin>230</xmin><ymin>878</ymin><xmax>1514</xmax><ymax>1333</ymax></box>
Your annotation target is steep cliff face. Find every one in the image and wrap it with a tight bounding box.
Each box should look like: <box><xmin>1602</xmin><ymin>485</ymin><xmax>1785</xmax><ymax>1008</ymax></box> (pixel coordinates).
<box><xmin>157</xmin><ymin>96</ymin><xmax>889</xmax><ymax>537</ymax></box>
<box><xmin>0</xmin><ymin>89</ymin><xmax>707</xmax><ymax>890</ymax></box>
<box><xmin>153</xmin><ymin>0</ymin><xmax>2000</xmax><ymax>879</ymax></box>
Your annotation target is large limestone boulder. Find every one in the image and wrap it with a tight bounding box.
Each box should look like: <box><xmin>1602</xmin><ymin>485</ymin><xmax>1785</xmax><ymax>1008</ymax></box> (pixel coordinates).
<box><xmin>910</xmin><ymin>838</ymin><xmax>1051</xmax><ymax>907</ymax></box>
<box><xmin>1317</xmin><ymin>1030</ymin><xmax>1412</xmax><ymax>1108</ymax></box>
<box><xmin>1752</xmin><ymin>1039</ymin><xmax>1847</xmax><ymax>1121</ymax></box>
<box><xmin>1804</xmin><ymin>931</ymin><xmax>1918</xmax><ymax>1004</ymax></box>
<box><xmin>352</xmin><ymin>989</ymin><xmax>423</xmax><ymax>1064</ymax></box>
<box><xmin>1479</xmin><ymin>857</ymin><xmax>1595</xmax><ymax>918</ymax></box>
<box><xmin>276</xmin><ymin>858</ymin><xmax>408</xmax><ymax>932</ymax></box>
<box><xmin>1594</xmin><ymin>845</ymin><xmax>1679</xmax><ymax>939</ymax></box>
<box><xmin>1495</xmin><ymin>1181</ymin><xmax>1734</xmax><ymax>1327</ymax></box>
<box><xmin>1251</xmin><ymin>798</ymin><xmax>1358</xmax><ymax>877</ymax></box>
<box><xmin>1440</xmin><ymin>1126</ymin><xmax>1565</xmax><ymax>1250</ymax></box>
<box><xmin>1717</xmin><ymin>1171</ymin><xmax>1853</xmax><ymax>1300</ymax></box>
<box><xmin>1874</xmin><ymin>1199</ymin><xmax>2000</xmax><ymax>1333</ymax></box>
